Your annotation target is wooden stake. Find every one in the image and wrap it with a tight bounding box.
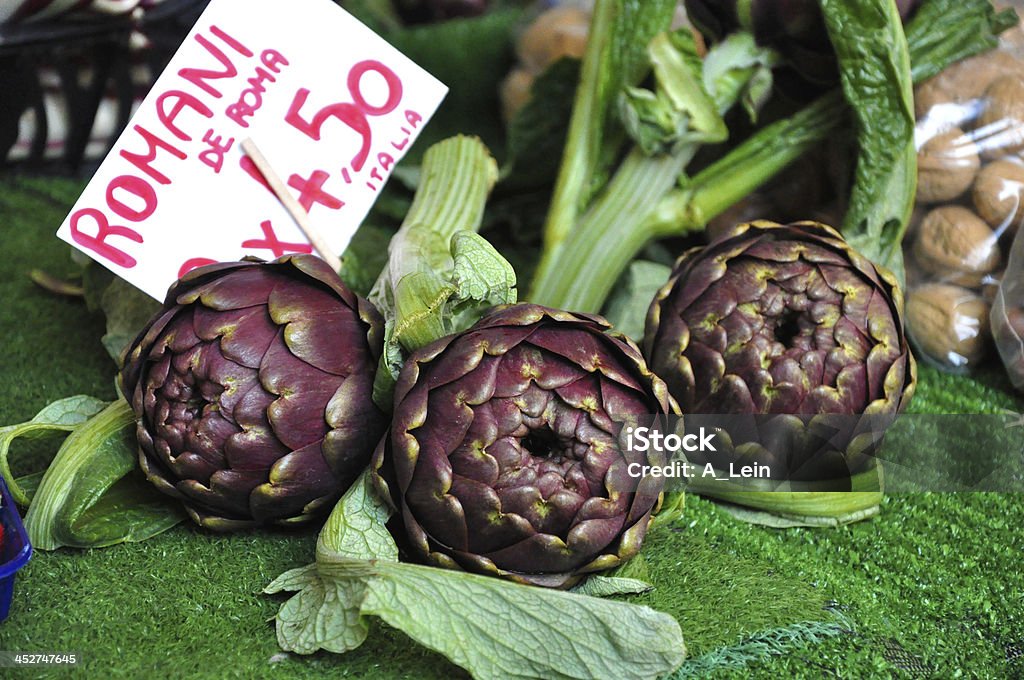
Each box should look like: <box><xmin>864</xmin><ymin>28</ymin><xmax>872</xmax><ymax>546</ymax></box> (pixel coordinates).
<box><xmin>240</xmin><ymin>138</ymin><xmax>343</xmax><ymax>272</ymax></box>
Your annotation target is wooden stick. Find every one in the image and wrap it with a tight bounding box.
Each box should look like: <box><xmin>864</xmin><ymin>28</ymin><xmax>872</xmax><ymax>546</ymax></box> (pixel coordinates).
<box><xmin>240</xmin><ymin>138</ymin><xmax>343</xmax><ymax>272</ymax></box>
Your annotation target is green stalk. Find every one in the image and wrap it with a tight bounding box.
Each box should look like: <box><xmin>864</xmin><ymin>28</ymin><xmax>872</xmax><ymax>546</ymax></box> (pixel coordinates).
<box><xmin>369</xmin><ymin>135</ymin><xmax>498</xmax><ymax>352</ymax></box>
<box><xmin>646</xmin><ymin>91</ymin><xmax>846</xmax><ymax>237</ymax></box>
<box><xmin>369</xmin><ymin>136</ymin><xmax>511</xmax><ymax>409</ymax></box>
<box><xmin>530</xmin><ymin>147</ymin><xmax>695</xmax><ymax>312</ymax></box>
<box><xmin>541</xmin><ymin>0</ymin><xmax>617</xmax><ymax>253</ymax></box>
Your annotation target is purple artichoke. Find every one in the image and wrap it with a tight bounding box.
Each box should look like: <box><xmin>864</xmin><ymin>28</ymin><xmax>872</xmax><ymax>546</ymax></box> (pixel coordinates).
<box><xmin>120</xmin><ymin>255</ymin><xmax>386</xmax><ymax>530</ymax></box>
<box><xmin>373</xmin><ymin>304</ymin><xmax>675</xmax><ymax>589</ymax></box>
<box><xmin>644</xmin><ymin>221</ymin><xmax>916</xmax><ymax>482</ymax></box>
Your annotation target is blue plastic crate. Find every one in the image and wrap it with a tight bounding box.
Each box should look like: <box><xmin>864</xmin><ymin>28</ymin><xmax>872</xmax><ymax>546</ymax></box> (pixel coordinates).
<box><xmin>0</xmin><ymin>475</ymin><xmax>31</xmax><ymax>622</ymax></box>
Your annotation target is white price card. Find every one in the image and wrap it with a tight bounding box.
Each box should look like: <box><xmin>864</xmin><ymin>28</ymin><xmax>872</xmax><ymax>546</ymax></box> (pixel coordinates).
<box><xmin>57</xmin><ymin>0</ymin><xmax>447</xmax><ymax>300</ymax></box>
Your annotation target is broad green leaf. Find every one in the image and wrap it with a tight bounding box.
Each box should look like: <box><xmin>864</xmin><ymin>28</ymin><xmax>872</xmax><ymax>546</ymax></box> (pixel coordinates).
<box><xmin>602</xmin><ymin>260</ymin><xmax>672</xmax><ymax>342</ymax></box>
<box><xmin>316</xmin><ymin>469</ymin><xmax>398</xmax><ymax>563</ymax></box>
<box><xmin>448</xmin><ymin>231</ymin><xmax>517</xmax><ymax>327</ymax></box>
<box><xmin>503</xmin><ymin>58</ymin><xmax>581</xmax><ymax>192</ymax></box>
<box><xmin>264</xmin><ymin>564</ymin><xmax>319</xmax><ymax>594</ymax></box>
<box><xmin>0</xmin><ymin>395</ymin><xmax>107</xmax><ymax>505</ymax></box>
<box><xmin>903</xmin><ymin>0</ymin><xmax>1017</xmax><ymax>83</ymax></box>
<box><xmin>821</xmin><ymin>0</ymin><xmax>915</xmax><ymax>279</ymax></box>
<box><xmin>352</xmin><ymin>559</ymin><xmax>686</xmax><ymax>680</ymax></box>
<box><xmin>571</xmin><ymin>575</ymin><xmax>654</xmax><ymax>598</ymax></box>
<box><xmin>23</xmin><ymin>398</ymin><xmax>185</xmax><ymax>550</ymax></box>
<box><xmin>99</xmin><ymin>277</ymin><xmax>160</xmax><ymax>365</ymax></box>
<box><xmin>272</xmin><ymin>571</ymin><xmax>370</xmax><ymax>655</ymax></box>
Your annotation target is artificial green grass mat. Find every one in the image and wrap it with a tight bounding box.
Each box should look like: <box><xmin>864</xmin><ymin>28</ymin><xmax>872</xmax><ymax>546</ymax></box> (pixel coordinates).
<box><xmin>1</xmin><ymin>173</ymin><xmax>1023</xmax><ymax>678</ymax></box>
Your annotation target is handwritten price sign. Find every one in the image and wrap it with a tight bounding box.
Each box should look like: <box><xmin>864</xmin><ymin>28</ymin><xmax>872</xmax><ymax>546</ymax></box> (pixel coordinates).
<box><xmin>57</xmin><ymin>0</ymin><xmax>447</xmax><ymax>300</ymax></box>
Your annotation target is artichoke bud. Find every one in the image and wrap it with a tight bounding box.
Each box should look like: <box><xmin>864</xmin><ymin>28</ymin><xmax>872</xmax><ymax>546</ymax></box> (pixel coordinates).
<box><xmin>373</xmin><ymin>304</ymin><xmax>676</xmax><ymax>589</ymax></box>
<box><xmin>120</xmin><ymin>254</ymin><xmax>388</xmax><ymax>531</ymax></box>
<box><xmin>644</xmin><ymin>221</ymin><xmax>916</xmax><ymax>485</ymax></box>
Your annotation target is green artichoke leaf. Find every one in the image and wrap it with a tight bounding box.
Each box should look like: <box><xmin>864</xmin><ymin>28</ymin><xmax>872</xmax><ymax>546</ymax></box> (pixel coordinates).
<box><xmin>268</xmin><ymin>472</ymin><xmax>686</xmax><ymax>677</ymax></box>
<box><xmin>99</xmin><ymin>277</ymin><xmax>161</xmax><ymax>365</ymax></box>
<box><xmin>447</xmin><ymin>231</ymin><xmax>517</xmax><ymax>327</ymax></box>
<box><xmin>271</xmin><ymin>569</ymin><xmax>371</xmax><ymax>655</ymax></box>
<box><xmin>570</xmin><ymin>575</ymin><xmax>654</xmax><ymax>598</ymax></box>
<box><xmin>266</xmin><ymin>469</ymin><xmax>392</xmax><ymax>655</ymax></box>
<box><xmin>602</xmin><ymin>260</ymin><xmax>673</xmax><ymax>342</ymax></box>
<box><xmin>368</xmin><ymin>136</ymin><xmax>502</xmax><ymax>410</ymax></box>
<box><xmin>620</xmin><ymin>30</ymin><xmax>728</xmax><ymax>155</ymax></box>
<box><xmin>316</xmin><ymin>469</ymin><xmax>398</xmax><ymax>563</ymax></box>
<box><xmin>701</xmin><ymin>32</ymin><xmax>777</xmax><ymax>122</ymax></box>
<box><xmin>821</xmin><ymin>0</ymin><xmax>916</xmax><ymax>281</ymax></box>
<box><xmin>22</xmin><ymin>399</ymin><xmax>186</xmax><ymax>550</ymax></box>
<box><xmin>0</xmin><ymin>395</ymin><xmax>107</xmax><ymax>505</ymax></box>
<box><xmin>350</xmin><ymin>559</ymin><xmax>685</xmax><ymax>680</ymax></box>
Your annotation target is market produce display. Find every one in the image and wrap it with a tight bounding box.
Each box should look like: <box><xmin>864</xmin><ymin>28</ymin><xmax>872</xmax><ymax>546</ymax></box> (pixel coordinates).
<box><xmin>1</xmin><ymin>0</ymin><xmax>1024</xmax><ymax>678</ymax></box>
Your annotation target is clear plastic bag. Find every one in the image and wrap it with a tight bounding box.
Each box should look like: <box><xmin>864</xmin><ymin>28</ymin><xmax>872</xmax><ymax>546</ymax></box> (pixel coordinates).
<box><xmin>905</xmin><ymin>8</ymin><xmax>1024</xmax><ymax>374</ymax></box>
<box><xmin>991</xmin><ymin>227</ymin><xmax>1024</xmax><ymax>390</ymax></box>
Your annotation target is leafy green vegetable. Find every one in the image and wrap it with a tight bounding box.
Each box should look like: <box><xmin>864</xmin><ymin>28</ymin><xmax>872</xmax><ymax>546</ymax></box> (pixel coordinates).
<box><xmin>0</xmin><ymin>395</ymin><xmax>106</xmax><ymax>505</ymax></box>
<box><xmin>266</xmin><ymin>470</ymin><xmax>687</xmax><ymax>679</ymax></box>
<box><xmin>355</xmin><ymin>559</ymin><xmax>684</xmax><ymax>680</ymax></box>
<box><xmin>530</xmin><ymin>33</ymin><xmax>776</xmax><ymax>312</ymax></box>
<box><xmin>903</xmin><ymin>0</ymin><xmax>1018</xmax><ymax>83</ymax></box>
<box><xmin>22</xmin><ymin>398</ymin><xmax>185</xmax><ymax>550</ymax></box>
<box><xmin>701</xmin><ymin>32</ymin><xmax>776</xmax><ymax>121</ymax></box>
<box><xmin>821</xmin><ymin>0</ymin><xmax>916</xmax><ymax>280</ymax></box>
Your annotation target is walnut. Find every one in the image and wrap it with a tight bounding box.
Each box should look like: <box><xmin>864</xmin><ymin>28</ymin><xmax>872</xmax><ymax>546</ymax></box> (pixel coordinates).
<box><xmin>906</xmin><ymin>283</ymin><xmax>991</xmax><ymax>368</ymax></box>
<box><xmin>977</xmin><ymin>75</ymin><xmax>1024</xmax><ymax>159</ymax></box>
<box><xmin>916</xmin><ymin>126</ymin><xmax>981</xmax><ymax>203</ymax></box>
<box><xmin>913</xmin><ymin>206</ymin><xmax>1002</xmax><ymax>287</ymax></box>
<box><xmin>972</xmin><ymin>157</ymin><xmax>1024</xmax><ymax>232</ymax></box>
<box><xmin>515</xmin><ymin>6</ymin><xmax>590</xmax><ymax>74</ymax></box>
<box><xmin>915</xmin><ymin>51</ymin><xmax>1024</xmax><ymax>120</ymax></box>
